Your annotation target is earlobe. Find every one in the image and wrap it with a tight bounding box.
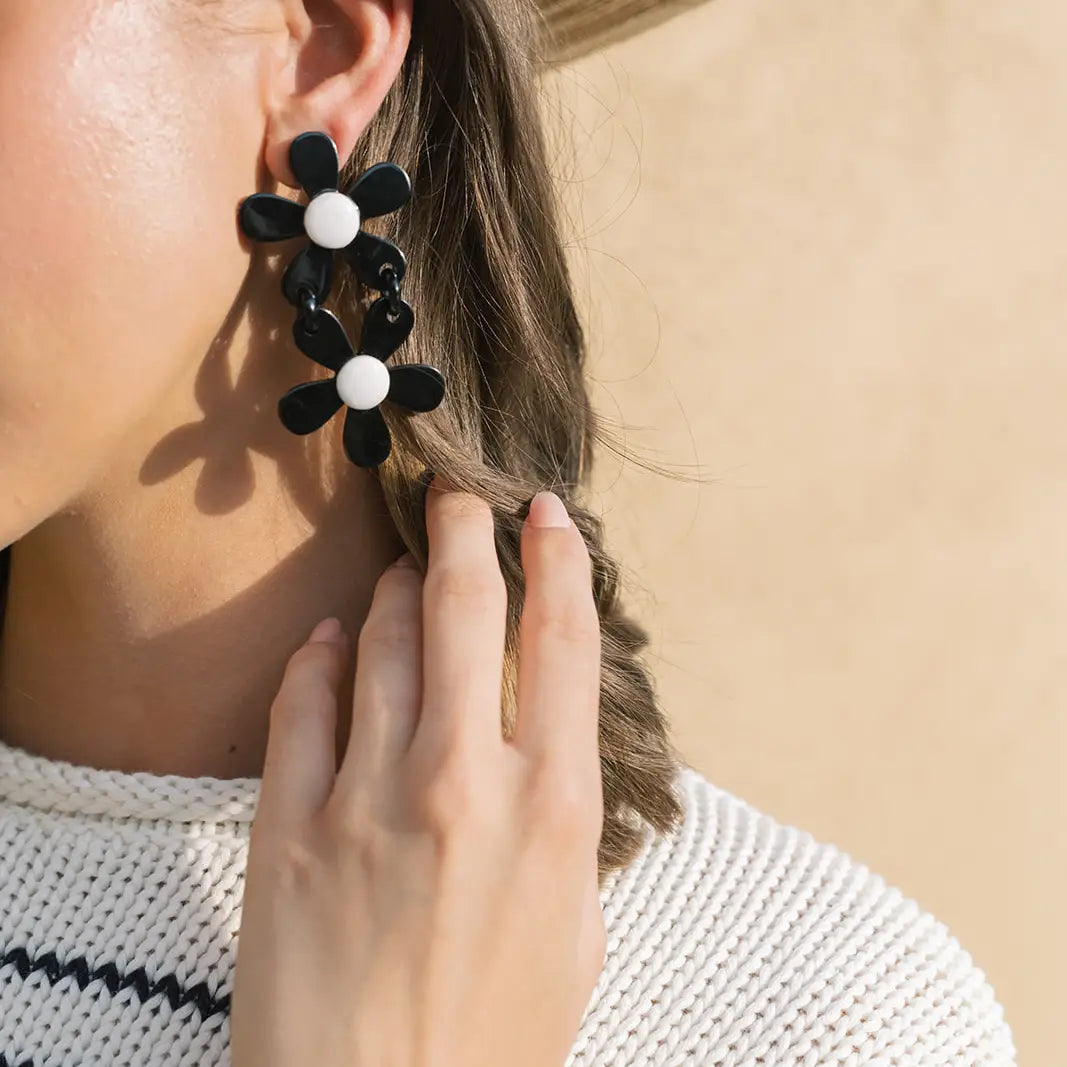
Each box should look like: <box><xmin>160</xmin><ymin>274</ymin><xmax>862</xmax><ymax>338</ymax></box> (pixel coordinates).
<box><xmin>261</xmin><ymin>0</ymin><xmax>413</xmax><ymax>191</ymax></box>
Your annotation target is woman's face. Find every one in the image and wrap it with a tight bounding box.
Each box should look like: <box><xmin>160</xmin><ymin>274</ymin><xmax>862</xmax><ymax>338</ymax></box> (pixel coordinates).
<box><xmin>0</xmin><ymin>0</ymin><xmax>282</xmax><ymax>546</ymax></box>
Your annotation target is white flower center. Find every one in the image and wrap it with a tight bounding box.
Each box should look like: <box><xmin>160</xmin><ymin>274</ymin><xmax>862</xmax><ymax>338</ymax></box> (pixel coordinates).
<box><xmin>304</xmin><ymin>191</ymin><xmax>361</xmax><ymax>249</ymax></box>
<box><xmin>336</xmin><ymin>355</ymin><xmax>390</xmax><ymax>410</ymax></box>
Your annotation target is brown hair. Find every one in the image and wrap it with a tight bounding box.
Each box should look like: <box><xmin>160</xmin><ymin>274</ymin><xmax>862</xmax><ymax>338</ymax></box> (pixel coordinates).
<box><xmin>1</xmin><ymin>0</ymin><xmax>708</xmax><ymax>887</ymax></box>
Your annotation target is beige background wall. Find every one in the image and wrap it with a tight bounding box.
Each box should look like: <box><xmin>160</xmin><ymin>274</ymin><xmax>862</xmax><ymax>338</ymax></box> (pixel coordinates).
<box><xmin>542</xmin><ymin>3</ymin><xmax>1065</xmax><ymax>1064</ymax></box>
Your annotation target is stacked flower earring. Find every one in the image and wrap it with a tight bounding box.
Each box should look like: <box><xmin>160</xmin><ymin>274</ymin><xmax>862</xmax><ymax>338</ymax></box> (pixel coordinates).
<box><xmin>238</xmin><ymin>130</ymin><xmax>445</xmax><ymax>467</ymax></box>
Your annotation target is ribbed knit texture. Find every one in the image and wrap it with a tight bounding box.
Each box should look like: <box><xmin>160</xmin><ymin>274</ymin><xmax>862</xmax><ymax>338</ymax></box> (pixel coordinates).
<box><xmin>0</xmin><ymin>737</ymin><xmax>1015</xmax><ymax>1066</ymax></box>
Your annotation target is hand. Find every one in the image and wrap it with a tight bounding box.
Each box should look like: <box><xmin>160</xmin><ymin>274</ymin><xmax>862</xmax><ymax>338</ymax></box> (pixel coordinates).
<box><xmin>229</xmin><ymin>478</ymin><xmax>606</xmax><ymax>1067</ymax></box>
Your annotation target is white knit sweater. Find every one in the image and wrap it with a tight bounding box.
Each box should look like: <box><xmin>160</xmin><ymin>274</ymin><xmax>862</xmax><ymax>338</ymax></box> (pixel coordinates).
<box><xmin>0</xmin><ymin>738</ymin><xmax>1015</xmax><ymax>1066</ymax></box>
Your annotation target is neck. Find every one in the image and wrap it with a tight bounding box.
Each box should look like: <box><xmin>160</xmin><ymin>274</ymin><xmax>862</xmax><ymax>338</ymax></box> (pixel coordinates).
<box><xmin>0</xmin><ymin>283</ymin><xmax>404</xmax><ymax>780</ymax></box>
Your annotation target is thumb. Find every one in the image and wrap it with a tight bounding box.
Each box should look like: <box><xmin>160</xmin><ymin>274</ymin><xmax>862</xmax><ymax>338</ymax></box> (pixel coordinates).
<box><xmin>258</xmin><ymin>618</ymin><xmax>349</xmax><ymax>830</ymax></box>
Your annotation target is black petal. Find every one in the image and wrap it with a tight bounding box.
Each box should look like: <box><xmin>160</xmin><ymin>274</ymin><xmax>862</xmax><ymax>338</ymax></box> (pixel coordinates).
<box><xmin>346</xmin><ymin>163</ymin><xmax>412</xmax><ymax>220</ymax></box>
<box><xmin>360</xmin><ymin>297</ymin><xmax>415</xmax><ymax>361</ymax></box>
<box><xmin>278</xmin><ymin>379</ymin><xmax>343</xmax><ymax>435</ymax></box>
<box><xmin>292</xmin><ymin>307</ymin><xmax>355</xmax><ymax>373</ymax></box>
<box><xmin>238</xmin><ymin>194</ymin><xmax>305</xmax><ymax>242</ymax></box>
<box><xmin>344</xmin><ymin>231</ymin><xmax>407</xmax><ymax>291</ymax></box>
<box><xmin>386</xmin><ymin>365</ymin><xmax>445</xmax><ymax>413</ymax></box>
<box><xmin>282</xmin><ymin>242</ymin><xmax>335</xmax><ymax>308</ymax></box>
<box><xmin>343</xmin><ymin>406</ymin><xmax>392</xmax><ymax>468</ymax></box>
<box><xmin>289</xmin><ymin>131</ymin><xmax>340</xmax><ymax>199</ymax></box>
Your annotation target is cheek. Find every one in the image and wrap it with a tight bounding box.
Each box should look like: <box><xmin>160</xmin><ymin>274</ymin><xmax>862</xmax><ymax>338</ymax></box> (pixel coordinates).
<box><xmin>0</xmin><ymin>0</ymin><xmax>264</xmax><ymax>533</ymax></box>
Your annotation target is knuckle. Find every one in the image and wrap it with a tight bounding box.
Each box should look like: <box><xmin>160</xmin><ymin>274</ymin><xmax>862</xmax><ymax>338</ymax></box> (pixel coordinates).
<box><xmin>261</xmin><ymin>834</ymin><xmax>322</xmax><ymax>895</ymax></box>
<box><xmin>377</xmin><ymin>559</ymin><xmax>424</xmax><ymax>591</ymax></box>
<box><xmin>267</xmin><ymin>690</ymin><xmax>296</xmax><ymax>727</ymax></box>
<box><xmin>527</xmin><ymin>596</ymin><xmax>601</xmax><ymax>646</ymax></box>
<box><xmin>426</xmin><ymin>563</ymin><xmax>506</xmax><ymax>608</ymax></box>
<box><xmin>525</xmin><ymin>769</ymin><xmax>603</xmax><ymax>844</ymax></box>
<box><xmin>273</xmin><ymin>685</ymin><xmax>334</xmax><ymax>730</ymax></box>
<box><xmin>358</xmin><ymin>612</ymin><xmax>419</xmax><ymax>655</ymax></box>
<box><xmin>271</xmin><ymin>652</ymin><xmax>338</xmax><ymax>725</ymax></box>
<box><xmin>285</xmin><ymin>640</ymin><xmax>339</xmax><ymax>677</ymax></box>
<box><xmin>324</xmin><ymin>794</ymin><xmax>376</xmax><ymax>845</ymax></box>
<box><xmin>412</xmin><ymin>759</ymin><xmax>483</xmax><ymax>832</ymax></box>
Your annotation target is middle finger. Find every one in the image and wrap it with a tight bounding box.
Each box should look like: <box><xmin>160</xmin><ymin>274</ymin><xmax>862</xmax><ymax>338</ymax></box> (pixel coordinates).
<box><xmin>415</xmin><ymin>475</ymin><xmax>508</xmax><ymax>759</ymax></box>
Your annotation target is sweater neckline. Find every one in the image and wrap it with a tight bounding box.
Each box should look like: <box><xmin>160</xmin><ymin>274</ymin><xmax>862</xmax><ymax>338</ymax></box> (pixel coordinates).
<box><xmin>0</xmin><ymin>736</ymin><xmax>262</xmax><ymax>824</ymax></box>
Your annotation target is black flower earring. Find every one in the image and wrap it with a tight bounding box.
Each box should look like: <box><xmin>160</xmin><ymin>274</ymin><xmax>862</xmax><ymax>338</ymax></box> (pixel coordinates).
<box><xmin>237</xmin><ymin>130</ymin><xmax>445</xmax><ymax>467</ymax></box>
<box><xmin>281</xmin><ymin>296</ymin><xmax>445</xmax><ymax>468</ymax></box>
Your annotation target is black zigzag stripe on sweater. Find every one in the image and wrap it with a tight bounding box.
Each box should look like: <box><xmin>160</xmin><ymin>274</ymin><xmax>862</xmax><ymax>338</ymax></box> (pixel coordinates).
<box><xmin>0</xmin><ymin>942</ymin><xmax>230</xmax><ymax>1022</ymax></box>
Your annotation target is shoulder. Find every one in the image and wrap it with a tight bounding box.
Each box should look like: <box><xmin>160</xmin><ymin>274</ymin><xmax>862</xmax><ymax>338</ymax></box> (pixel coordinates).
<box><xmin>583</xmin><ymin>763</ymin><xmax>1017</xmax><ymax>1066</ymax></box>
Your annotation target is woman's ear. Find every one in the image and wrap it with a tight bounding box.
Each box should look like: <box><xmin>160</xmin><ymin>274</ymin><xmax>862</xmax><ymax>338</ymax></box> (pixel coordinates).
<box><xmin>262</xmin><ymin>0</ymin><xmax>413</xmax><ymax>189</ymax></box>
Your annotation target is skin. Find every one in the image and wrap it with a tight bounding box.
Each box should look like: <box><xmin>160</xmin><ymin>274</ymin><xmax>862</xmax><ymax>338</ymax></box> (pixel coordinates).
<box><xmin>0</xmin><ymin>6</ymin><xmax>611</xmax><ymax>1058</ymax></box>
<box><xmin>230</xmin><ymin>486</ymin><xmax>606</xmax><ymax>1066</ymax></box>
<box><xmin>0</xmin><ymin>0</ymin><xmax>418</xmax><ymax>777</ymax></box>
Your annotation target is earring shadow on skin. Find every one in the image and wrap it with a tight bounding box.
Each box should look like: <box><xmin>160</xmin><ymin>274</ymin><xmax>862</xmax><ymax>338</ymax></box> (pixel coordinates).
<box><xmin>124</xmin><ymin>213</ymin><xmax>398</xmax><ymax>773</ymax></box>
<box><xmin>138</xmin><ymin>215</ymin><xmax>368</xmax><ymax>525</ymax></box>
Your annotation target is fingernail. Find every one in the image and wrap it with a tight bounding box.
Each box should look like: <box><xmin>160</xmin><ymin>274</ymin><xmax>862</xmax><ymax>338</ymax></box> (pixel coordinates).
<box><xmin>308</xmin><ymin>617</ymin><xmax>343</xmax><ymax>644</ymax></box>
<box><xmin>527</xmin><ymin>491</ymin><xmax>571</xmax><ymax>529</ymax></box>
